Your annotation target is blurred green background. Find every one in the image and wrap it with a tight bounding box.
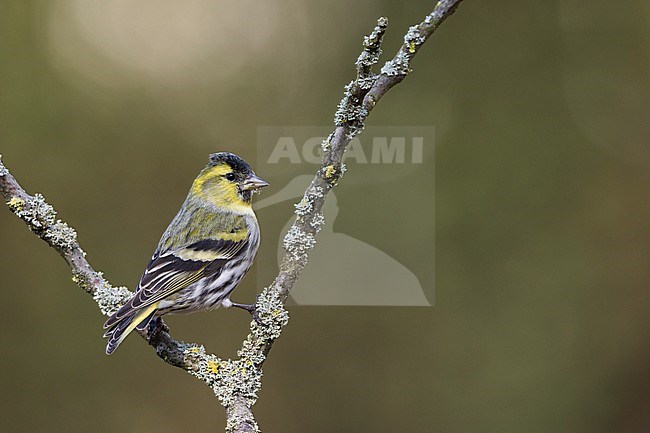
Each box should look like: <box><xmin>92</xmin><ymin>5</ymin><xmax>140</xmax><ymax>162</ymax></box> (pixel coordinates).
<box><xmin>1</xmin><ymin>1</ymin><xmax>649</xmax><ymax>432</ymax></box>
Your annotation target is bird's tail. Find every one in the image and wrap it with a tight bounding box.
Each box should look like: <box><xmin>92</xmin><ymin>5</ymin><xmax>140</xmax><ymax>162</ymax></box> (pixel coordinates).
<box><xmin>103</xmin><ymin>303</ymin><xmax>159</xmax><ymax>355</ymax></box>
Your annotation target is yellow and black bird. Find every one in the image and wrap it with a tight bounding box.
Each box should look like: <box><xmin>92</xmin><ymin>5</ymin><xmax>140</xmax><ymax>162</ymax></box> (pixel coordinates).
<box><xmin>103</xmin><ymin>152</ymin><xmax>269</xmax><ymax>354</ymax></box>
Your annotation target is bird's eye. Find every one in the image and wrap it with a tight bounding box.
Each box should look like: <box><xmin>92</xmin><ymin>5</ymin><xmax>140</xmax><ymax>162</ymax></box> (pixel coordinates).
<box><xmin>225</xmin><ymin>173</ymin><xmax>236</xmax><ymax>181</ymax></box>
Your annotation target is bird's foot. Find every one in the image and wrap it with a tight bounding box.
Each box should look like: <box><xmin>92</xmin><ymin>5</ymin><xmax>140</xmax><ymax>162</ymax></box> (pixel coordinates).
<box><xmin>145</xmin><ymin>317</ymin><xmax>167</xmax><ymax>346</ymax></box>
<box><xmin>230</xmin><ymin>302</ymin><xmax>263</xmax><ymax>326</ymax></box>
<box><xmin>146</xmin><ymin>317</ymin><xmax>166</xmax><ymax>335</ymax></box>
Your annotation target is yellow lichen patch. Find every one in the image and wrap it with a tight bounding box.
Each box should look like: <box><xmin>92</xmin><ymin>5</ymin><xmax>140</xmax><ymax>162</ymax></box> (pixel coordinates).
<box><xmin>7</xmin><ymin>196</ymin><xmax>25</xmax><ymax>211</ymax></box>
<box><xmin>324</xmin><ymin>165</ymin><xmax>336</xmax><ymax>178</ymax></box>
<box><xmin>207</xmin><ymin>360</ymin><xmax>219</xmax><ymax>374</ymax></box>
<box><xmin>189</xmin><ymin>346</ymin><xmax>201</xmax><ymax>353</ymax></box>
<box><xmin>409</xmin><ymin>41</ymin><xmax>417</xmax><ymax>53</ymax></box>
<box><xmin>71</xmin><ymin>275</ymin><xmax>88</xmax><ymax>291</ymax></box>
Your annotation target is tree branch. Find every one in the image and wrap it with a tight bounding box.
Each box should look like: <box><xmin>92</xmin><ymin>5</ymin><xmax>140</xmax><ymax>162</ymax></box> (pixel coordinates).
<box><xmin>0</xmin><ymin>1</ymin><xmax>463</xmax><ymax>431</ymax></box>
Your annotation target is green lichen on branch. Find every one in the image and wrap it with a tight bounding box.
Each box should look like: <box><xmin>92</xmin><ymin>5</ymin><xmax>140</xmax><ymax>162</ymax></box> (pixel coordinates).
<box><xmin>183</xmin><ymin>287</ymin><xmax>288</xmax><ymax>415</ymax></box>
<box><xmin>335</xmin><ymin>16</ymin><xmax>389</xmax><ymax>138</ymax></box>
<box><xmin>7</xmin><ymin>192</ymin><xmax>79</xmax><ymax>251</ymax></box>
<box><xmin>292</xmin><ymin>182</ymin><xmax>327</xmax><ymax>237</ymax></box>
<box><xmin>309</xmin><ymin>212</ymin><xmax>325</xmax><ymax>231</ymax></box>
<box><xmin>381</xmin><ymin>0</ymin><xmax>460</xmax><ymax>76</ymax></box>
<box><xmin>283</xmin><ymin>226</ymin><xmax>317</xmax><ymax>262</ymax></box>
<box><xmin>294</xmin><ymin>184</ymin><xmax>326</xmax><ymax>218</ymax></box>
<box><xmin>247</xmin><ymin>287</ymin><xmax>290</xmax><ymax>346</ymax></box>
<box><xmin>356</xmin><ymin>16</ymin><xmax>388</xmax><ymax>86</ymax></box>
<box><xmin>380</xmin><ymin>25</ymin><xmax>424</xmax><ymax>76</ymax></box>
<box><xmin>184</xmin><ymin>348</ymin><xmax>261</xmax><ymax>409</ymax></box>
<box><xmin>291</xmin><ymin>184</ymin><xmax>328</xmax><ymax>249</ymax></box>
<box><xmin>293</xmin><ymin>197</ymin><xmax>313</xmax><ymax>217</ymax></box>
<box><xmin>89</xmin><ymin>274</ymin><xmax>133</xmax><ymax>316</ymax></box>
<box><xmin>334</xmin><ymin>80</ymin><xmax>368</xmax><ymax>132</ymax></box>
<box><xmin>320</xmin><ymin>135</ymin><xmax>332</xmax><ymax>152</ymax></box>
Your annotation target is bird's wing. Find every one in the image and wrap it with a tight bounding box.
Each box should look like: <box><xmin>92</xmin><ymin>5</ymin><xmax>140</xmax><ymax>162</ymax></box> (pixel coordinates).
<box><xmin>103</xmin><ymin>237</ymin><xmax>248</xmax><ymax>329</ymax></box>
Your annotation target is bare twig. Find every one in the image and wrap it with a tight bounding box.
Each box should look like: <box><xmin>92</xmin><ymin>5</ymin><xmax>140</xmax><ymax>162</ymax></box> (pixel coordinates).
<box><xmin>0</xmin><ymin>1</ymin><xmax>463</xmax><ymax>431</ymax></box>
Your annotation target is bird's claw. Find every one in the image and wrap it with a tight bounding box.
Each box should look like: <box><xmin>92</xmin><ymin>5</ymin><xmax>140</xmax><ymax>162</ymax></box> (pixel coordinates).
<box><xmin>231</xmin><ymin>302</ymin><xmax>263</xmax><ymax>326</ymax></box>
<box><xmin>147</xmin><ymin>317</ymin><xmax>168</xmax><ymax>336</ymax></box>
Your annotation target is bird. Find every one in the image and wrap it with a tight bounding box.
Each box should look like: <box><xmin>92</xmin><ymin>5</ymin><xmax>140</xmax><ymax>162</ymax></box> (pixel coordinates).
<box><xmin>103</xmin><ymin>152</ymin><xmax>269</xmax><ymax>355</ymax></box>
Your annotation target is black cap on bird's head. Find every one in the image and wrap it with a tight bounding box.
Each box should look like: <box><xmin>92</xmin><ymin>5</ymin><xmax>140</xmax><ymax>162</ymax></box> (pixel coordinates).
<box><xmin>209</xmin><ymin>152</ymin><xmax>252</xmax><ymax>173</ymax></box>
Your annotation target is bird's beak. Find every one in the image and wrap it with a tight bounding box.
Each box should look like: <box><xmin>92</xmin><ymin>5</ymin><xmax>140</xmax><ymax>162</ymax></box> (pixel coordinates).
<box><xmin>241</xmin><ymin>174</ymin><xmax>270</xmax><ymax>191</ymax></box>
